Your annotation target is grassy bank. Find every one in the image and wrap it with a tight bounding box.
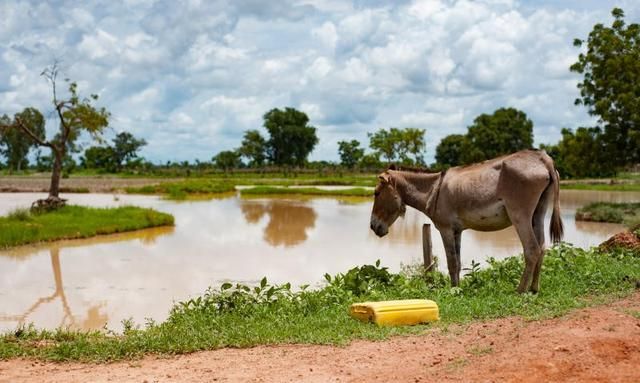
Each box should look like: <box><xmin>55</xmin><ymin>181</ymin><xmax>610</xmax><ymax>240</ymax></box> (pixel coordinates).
<box><xmin>576</xmin><ymin>202</ymin><xmax>640</xmax><ymax>227</ymax></box>
<box><xmin>1</xmin><ymin>244</ymin><xmax>638</xmax><ymax>362</ymax></box>
<box><xmin>125</xmin><ymin>180</ymin><xmax>236</xmax><ymax>199</ymax></box>
<box><xmin>0</xmin><ymin>206</ymin><xmax>174</xmax><ymax>249</ymax></box>
<box><xmin>241</xmin><ymin>186</ymin><xmax>372</xmax><ymax>197</ymax></box>
<box><xmin>561</xmin><ymin>183</ymin><xmax>640</xmax><ymax>192</ymax></box>
<box><xmin>125</xmin><ymin>179</ymin><xmax>375</xmax><ymax>199</ymax></box>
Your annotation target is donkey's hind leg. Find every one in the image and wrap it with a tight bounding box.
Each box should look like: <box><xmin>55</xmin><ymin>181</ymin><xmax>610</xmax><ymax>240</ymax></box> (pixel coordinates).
<box><xmin>530</xmin><ymin>186</ymin><xmax>552</xmax><ymax>293</ymax></box>
<box><xmin>503</xmin><ymin>195</ymin><xmax>543</xmax><ymax>293</ymax></box>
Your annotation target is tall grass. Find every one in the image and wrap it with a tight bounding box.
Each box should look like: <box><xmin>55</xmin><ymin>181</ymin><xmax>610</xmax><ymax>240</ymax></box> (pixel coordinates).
<box><xmin>0</xmin><ymin>205</ymin><xmax>174</xmax><ymax>249</ymax></box>
<box><xmin>1</xmin><ymin>244</ymin><xmax>638</xmax><ymax>362</ymax></box>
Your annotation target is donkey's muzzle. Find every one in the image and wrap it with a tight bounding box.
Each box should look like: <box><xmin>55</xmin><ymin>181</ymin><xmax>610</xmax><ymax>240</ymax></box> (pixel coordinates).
<box><xmin>370</xmin><ymin>222</ymin><xmax>388</xmax><ymax>237</ymax></box>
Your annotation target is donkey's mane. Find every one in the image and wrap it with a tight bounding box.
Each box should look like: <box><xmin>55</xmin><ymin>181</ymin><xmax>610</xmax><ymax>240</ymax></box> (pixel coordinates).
<box><xmin>386</xmin><ymin>163</ymin><xmax>440</xmax><ymax>174</ymax></box>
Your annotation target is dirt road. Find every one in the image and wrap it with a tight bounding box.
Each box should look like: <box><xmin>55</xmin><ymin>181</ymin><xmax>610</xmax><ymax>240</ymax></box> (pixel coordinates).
<box><xmin>1</xmin><ymin>292</ymin><xmax>638</xmax><ymax>383</ymax></box>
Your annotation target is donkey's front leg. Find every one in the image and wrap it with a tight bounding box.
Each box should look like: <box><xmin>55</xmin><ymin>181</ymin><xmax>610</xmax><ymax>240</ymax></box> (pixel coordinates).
<box><xmin>440</xmin><ymin>228</ymin><xmax>461</xmax><ymax>286</ymax></box>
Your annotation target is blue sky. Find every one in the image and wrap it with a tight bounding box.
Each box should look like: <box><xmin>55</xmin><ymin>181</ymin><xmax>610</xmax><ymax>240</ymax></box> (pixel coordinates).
<box><xmin>1</xmin><ymin>0</ymin><xmax>637</xmax><ymax>163</ymax></box>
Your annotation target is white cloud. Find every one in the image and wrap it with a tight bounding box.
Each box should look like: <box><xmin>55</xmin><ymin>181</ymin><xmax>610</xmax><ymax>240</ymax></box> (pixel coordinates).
<box><xmin>312</xmin><ymin>21</ymin><xmax>338</xmax><ymax>50</ymax></box>
<box><xmin>78</xmin><ymin>29</ymin><xmax>119</xmax><ymax>60</ymax></box>
<box><xmin>0</xmin><ymin>0</ymin><xmax>615</xmax><ymax>162</ymax></box>
<box><xmin>408</xmin><ymin>0</ymin><xmax>444</xmax><ymax>21</ymax></box>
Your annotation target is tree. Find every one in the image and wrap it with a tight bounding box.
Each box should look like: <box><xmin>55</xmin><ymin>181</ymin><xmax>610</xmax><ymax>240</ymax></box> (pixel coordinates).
<box><xmin>435</xmin><ymin>134</ymin><xmax>466</xmax><ymax>168</ymax></box>
<box><xmin>112</xmin><ymin>132</ymin><xmax>147</xmax><ymax>171</ymax></box>
<box><xmin>571</xmin><ymin>8</ymin><xmax>640</xmax><ymax>166</ymax></box>
<box><xmin>0</xmin><ymin>108</ymin><xmax>45</xmax><ymax>172</ymax></box>
<box><xmin>368</xmin><ymin>127</ymin><xmax>426</xmax><ymax>165</ymax></box>
<box><xmin>81</xmin><ymin>132</ymin><xmax>146</xmax><ymax>172</ymax></box>
<box><xmin>11</xmin><ymin>63</ymin><xmax>109</xmax><ymax>203</ymax></box>
<box><xmin>213</xmin><ymin>150</ymin><xmax>242</xmax><ymax>172</ymax></box>
<box><xmin>82</xmin><ymin>146</ymin><xmax>116</xmax><ymax>172</ymax></box>
<box><xmin>460</xmin><ymin>107</ymin><xmax>533</xmax><ymax>164</ymax></box>
<box><xmin>541</xmin><ymin>127</ymin><xmax>615</xmax><ymax>178</ymax></box>
<box><xmin>368</xmin><ymin>129</ymin><xmax>396</xmax><ymax>163</ymax></box>
<box><xmin>358</xmin><ymin>153</ymin><xmax>383</xmax><ymax>170</ymax></box>
<box><xmin>263</xmin><ymin>107</ymin><xmax>318</xmax><ymax>166</ymax></box>
<box><xmin>238</xmin><ymin>129</ymin><xmax>267</xmax><ymax>167</ymax></box>
<box><xmin>397</xmin><ymin>127</ymin><xmax>426</xmax><ymax>165</ymax></box>
<box><xmin>337</xmin><ymin>139</ymin><xmax>364</xmax><ymax>168</ymax></box>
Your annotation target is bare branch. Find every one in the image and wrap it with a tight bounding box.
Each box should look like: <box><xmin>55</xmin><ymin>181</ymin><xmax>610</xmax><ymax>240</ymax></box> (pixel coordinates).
<box><xmin>15</xmin><ymin>116</ymin><xmax>53</xmax><ymax>149</ymax></box>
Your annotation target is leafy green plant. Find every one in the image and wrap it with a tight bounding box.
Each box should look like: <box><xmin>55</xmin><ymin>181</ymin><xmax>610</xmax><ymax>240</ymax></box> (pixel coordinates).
<box><xmin>324</xmin><ymin>260</ymin><xmax>398</xmax><ymax>296</ymax></box>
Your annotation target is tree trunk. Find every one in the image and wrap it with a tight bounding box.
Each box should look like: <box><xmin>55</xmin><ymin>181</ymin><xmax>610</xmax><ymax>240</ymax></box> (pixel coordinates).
<box><xmin>49</xmin><ymin>148</ymin><xmax>63</xmax><ymax>198</ymax></box>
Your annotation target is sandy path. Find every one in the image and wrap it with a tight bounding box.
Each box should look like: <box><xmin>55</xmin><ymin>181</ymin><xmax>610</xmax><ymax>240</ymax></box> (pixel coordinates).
<box><xmin>1</xmin><ymin>292</ymin><xmax>639</xmax><ymax>383</ymax></box>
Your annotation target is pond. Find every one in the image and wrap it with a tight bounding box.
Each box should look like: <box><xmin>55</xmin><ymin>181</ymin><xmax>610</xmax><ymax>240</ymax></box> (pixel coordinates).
<box><xmin>0</xmin><ymin>190</ymin><xmax>638</xmax><ymax>332</ymax></box>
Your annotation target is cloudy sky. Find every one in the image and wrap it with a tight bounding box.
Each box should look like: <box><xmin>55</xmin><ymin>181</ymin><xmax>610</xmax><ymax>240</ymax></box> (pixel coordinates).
<box><xmin>1</xmin><ymin>0</ymin><xmax>637</xmax><ymax>163</ymax></box>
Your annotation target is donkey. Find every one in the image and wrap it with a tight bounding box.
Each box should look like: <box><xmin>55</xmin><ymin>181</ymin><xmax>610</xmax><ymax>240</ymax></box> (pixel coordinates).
<box><xmin>370</xmin><ymin>149</ymin><xmax>564</xmax><ymax>293</ymax></box>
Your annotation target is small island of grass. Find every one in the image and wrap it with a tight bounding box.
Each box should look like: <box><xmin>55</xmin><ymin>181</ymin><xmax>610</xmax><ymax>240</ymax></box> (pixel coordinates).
<box><xmin>240</xmin><ymin>186</ymin><xmax>372</xmax><ymax>197</ymax></box>
<box><xmin>0</xmin><ymin>205</ymin><xmax>174</xmax><ymax>249</ymax></box>
<box><xmin>575</xmin><ymin>202</ymin><xmax>640</xmax><ymax>227</ymax></box>
<box><xmin>125</xmin><ymin>180</ymin><xmax>236</xmax><ymax>199</ymax></box>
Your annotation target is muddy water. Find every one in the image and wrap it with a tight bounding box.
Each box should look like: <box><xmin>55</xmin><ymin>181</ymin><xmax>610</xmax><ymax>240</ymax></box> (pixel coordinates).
<box><xmin>0</xmin><ymin>190</ymin><xmax>638</xmax><ymax>332</ymax></box>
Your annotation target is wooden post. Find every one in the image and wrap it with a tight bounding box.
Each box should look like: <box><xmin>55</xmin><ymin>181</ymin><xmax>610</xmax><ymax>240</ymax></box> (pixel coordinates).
<box><xmin>422</xmin><ymin>223</ymin><xmax>434</xmax><ymax>272</ymax></box>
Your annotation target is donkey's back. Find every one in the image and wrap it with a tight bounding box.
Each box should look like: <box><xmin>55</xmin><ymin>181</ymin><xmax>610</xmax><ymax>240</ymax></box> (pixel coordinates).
<box><xmin>437</xmin><ymin>150</ymin><xmax>555</xmax><ymax>233</ymax></box>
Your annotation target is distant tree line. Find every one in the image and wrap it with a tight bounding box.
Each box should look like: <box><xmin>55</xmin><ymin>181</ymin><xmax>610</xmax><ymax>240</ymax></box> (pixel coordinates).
<box><xmin>211</xmin><ymin>106</ymin><xmax>427</xmax><ymax>172</ymax></box>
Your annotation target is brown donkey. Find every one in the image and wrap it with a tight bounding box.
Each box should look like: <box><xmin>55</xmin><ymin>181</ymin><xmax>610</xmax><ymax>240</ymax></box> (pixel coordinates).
<box><xmin>370</xmin><ymin>149</ymin><xmax>564</xmax><ymax>293</ymax></box>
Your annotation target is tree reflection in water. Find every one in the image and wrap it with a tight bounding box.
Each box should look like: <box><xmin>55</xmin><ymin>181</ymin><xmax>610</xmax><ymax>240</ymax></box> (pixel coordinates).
<box><xmin>0</xmin><ymin>226</ymin><xmax>174</xmax><ymax>331</ymax></box>
<box><xmin>241</xmin><ymin>200</ymin><xmax>317</xmax><ymax>247</ymax></box>
<box><xmin>0</xmin><ymin>247</ymin><xmax>107</xmax><ymax>329</ymax></box>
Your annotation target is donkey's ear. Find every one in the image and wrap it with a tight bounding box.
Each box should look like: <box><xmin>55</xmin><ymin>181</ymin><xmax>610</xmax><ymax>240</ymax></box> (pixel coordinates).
<box><xmin>387</xmin><ymin>164</ymin><xmax>397</xmax><ymax>170</ymax></box>
<box><xmin>378</xmin><ymin>173</ymin><xmax>390</xmax><ymax>183</ymax></box>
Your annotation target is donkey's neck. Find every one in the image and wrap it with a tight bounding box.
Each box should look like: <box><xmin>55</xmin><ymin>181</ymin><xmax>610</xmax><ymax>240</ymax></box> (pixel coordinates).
<box><xmin>390</xmin><ymin>170</ymin><xmax>442</xmax><ymax>216</ymax></box>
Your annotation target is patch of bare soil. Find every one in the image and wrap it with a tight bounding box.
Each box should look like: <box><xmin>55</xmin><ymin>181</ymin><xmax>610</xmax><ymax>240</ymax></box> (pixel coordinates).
<box><xmin>1</xmin><ymin>293</ymin><xmax>639</xmax><ymax>383</ymax></box>
<box><xmin>0</xmin><ymin>176</ymin><xmax>165</xmax><ymax>193</ymax></box>
<box><xmin>600</xmin><ymin>229</ymin><xmax>640</xmax><ymax>252</ymax></box>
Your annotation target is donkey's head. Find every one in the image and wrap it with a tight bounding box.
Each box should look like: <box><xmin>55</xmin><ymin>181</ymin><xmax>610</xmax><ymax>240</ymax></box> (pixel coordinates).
<box><xmin>370</xmin><ymin>171</ymin><xmax>406</xmax><ymax>237</ymax></box>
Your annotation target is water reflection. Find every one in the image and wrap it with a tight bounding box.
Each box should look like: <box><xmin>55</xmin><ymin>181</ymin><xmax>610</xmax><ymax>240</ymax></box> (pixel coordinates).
<box><xmin>0</xmin><ymin>226</ymin><xmax>174</xmax><ymax>331</ymax></box>
<box><xmin>0</xmin><ymin>248</ymin><xmax>75</xmax><ymax>328</ymax></box>
<box><xmin>241</xmin><ymin>200</ymin><xmax>317</xmax><ymax>247</ymax></box>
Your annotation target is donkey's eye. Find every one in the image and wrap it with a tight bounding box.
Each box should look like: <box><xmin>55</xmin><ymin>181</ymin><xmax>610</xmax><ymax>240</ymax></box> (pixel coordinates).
<box><xmin>374</xmin><ymin>190</ymin><xmax>380</xmax><ymax>196</ymax></box>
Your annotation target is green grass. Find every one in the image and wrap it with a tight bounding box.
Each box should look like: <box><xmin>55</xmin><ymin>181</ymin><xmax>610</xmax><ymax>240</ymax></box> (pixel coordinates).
<box><xmin>125</xmin><ymin>180</ymin><xmax>236</xmax><ymax>199</ymax></box>
<box><xmin>562</xmin><ymin>183</ymin><xmax>640</xmax><ymax>192</ymax></box>
<box><xmin>0</xmin><ymin>205</ymin><xmax>174</xmax><ymax>249</ymax></box>
<box><xmin>622</xmin><ymin>309</ymin><xmax>640</xmax><ymax>319</ymax></box>
<box><xmin>575</xmin><ymin>202</ymin><xmax>640</xmax><ymax>227</ymax></box>
<box><xmin>126</xmin><ymin>180</ymin><xmax>375</xmax><ymax>199</ymax></box>
<box><xmin>1</xmin><ymin>244</ymin><xmax>638</xmax><ymax>362</ymax></box>
<box><xmin>240</xmin><ymin>186</ymin><xmax>373</xmax><ymax>197</ymax></box>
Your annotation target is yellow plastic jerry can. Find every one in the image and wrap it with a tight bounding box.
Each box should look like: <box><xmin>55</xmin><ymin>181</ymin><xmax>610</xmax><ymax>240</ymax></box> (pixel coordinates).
<box><xmin>349</xmin><ymin>299</ymin><xmax>439</xmax><ymax>326</ymax></box>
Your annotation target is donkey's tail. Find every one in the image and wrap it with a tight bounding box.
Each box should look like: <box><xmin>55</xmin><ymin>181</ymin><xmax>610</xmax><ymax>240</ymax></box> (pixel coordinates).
<box><xmin>548</xmin><ymin>160</ymin><xmax>564</xmax><ymax>244</ymax></box>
